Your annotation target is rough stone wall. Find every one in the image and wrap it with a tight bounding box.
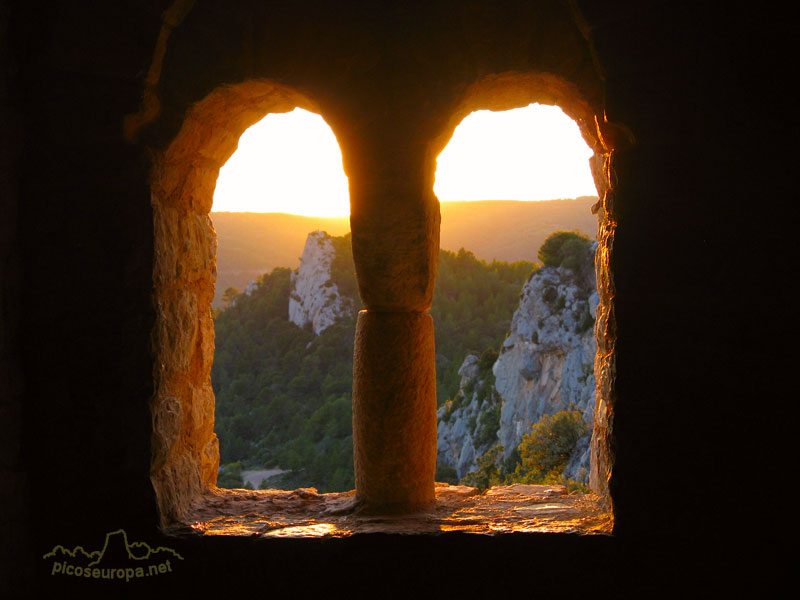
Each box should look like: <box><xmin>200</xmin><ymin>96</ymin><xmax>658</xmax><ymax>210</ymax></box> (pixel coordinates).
<box><xmin>590</xmin><ymin>149</ymin><xmax>616</xmax><ymax>502</ymax></box>
<box><xmin>149</xmin><ymin>79</ymin><xmax>323</xmax><ymax>524</ymax></box>
<box><xmin>568</xmin><ymin>3</ymin><xmax>783</xmax><ymax>538</ymax></box>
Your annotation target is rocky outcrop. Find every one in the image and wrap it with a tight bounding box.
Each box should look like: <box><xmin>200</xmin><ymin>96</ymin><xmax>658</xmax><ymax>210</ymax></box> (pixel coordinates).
<box><xmin>288</xmin><ymin>231</ymin><xmax>354</xmax><ymax>335</ymax></box>
<box><xmin>437</xmin><ymin>242</ymin><xmax>598</xmax><ymax>484</ymax></box>
<box><xmin>494</xmin><ymin>241</ymin><xmax>598</xmax><ymax>481</ymax></box>
<box><xmin>437</xmin><ymin>354</ymin><xmax>502</xmax><ymax>479</ymax></box>
<box><xmin>244</xmin><ymin>279</ymin><xmax>259</xmax><ymax>296</ymax></box>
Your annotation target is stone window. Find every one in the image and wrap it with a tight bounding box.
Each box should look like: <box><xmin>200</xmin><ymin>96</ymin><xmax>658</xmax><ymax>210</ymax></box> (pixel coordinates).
<box><xmin>148</xmin><ymin>73</ymin><xmax>620</xmax><ymax>535</ymax></box>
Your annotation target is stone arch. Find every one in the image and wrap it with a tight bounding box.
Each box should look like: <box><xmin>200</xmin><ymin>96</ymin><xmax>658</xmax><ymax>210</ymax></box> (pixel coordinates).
<box><xmin>147</xmin><ymin>69</ymin><xmax>630</xmax><ymax>523</ymax></box>
<box><xmin>426</xmin><ymin>70</ymin><xmax>634</xmax><ymax>507</ymax></box>
<box><xmin>148</xmin><ymin>79</ymin><xmax>340</xmax><ymax>525</ymax></box>
<box><xmin>138</xmin><ymin>1</ymin><xmax>632</xmax><ymax>522</ymax></box>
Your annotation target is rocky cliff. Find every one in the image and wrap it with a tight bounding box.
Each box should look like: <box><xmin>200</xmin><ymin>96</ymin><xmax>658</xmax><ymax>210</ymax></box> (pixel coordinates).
<box><xmin>437</xmin><ymin>241</ymin><xmax>598</xmax><ymax>482</ymax></box>
<box><xmin>436</xmin><ymin>353</ymin><xmax>502</xmax><ymax>479</ymax></box>
<box><xmin>288</xmin><ymin>231</ymin><xmax>354</xmax><ymax>335</ymax></box>
<box><xmin>285</xmin><ymin>229</ymin><xmax>598</xmax><ymax>482</ymax></box>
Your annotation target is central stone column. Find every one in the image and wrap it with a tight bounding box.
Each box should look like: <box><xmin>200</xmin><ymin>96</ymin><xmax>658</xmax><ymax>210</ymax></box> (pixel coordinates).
<box><xmin>348</xmin><ymin>142</ymin><xmax>440</xmax><ymax>512</ymax></box>
<box><xmin>353</xmin><ymin>311</ymin><xmax>437</xmax><ymax>510</ymax></box>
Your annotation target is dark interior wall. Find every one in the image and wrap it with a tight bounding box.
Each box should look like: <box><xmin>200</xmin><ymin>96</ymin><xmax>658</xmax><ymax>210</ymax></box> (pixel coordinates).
<box><xmin>2</xmin><ymin>0</ymin><xmax>787</xmax><ymax>595</ymax></box>
<box><xmin>4</xmin><ymin>2</ymin><xmax>168</xmax><ymax>594</ymax></box>
<box><xmin>592</xmin><ymin>4</ymin><xmax>784</xmax><ymax>539</ymax></box>
<box><xmin>586</xmin><ymin>4</ymin><xmax>751</xmax><ymax>535</ymax></box>
<box><xmin>1</xmin><ymin>0</ymin><xmax>30</xmax><ymax>589</ymax></box>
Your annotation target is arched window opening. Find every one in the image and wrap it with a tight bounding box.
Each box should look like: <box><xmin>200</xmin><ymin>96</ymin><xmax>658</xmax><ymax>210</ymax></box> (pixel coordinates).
<box><xmin>422</xmin><ymin>70</ymin><xmax>621</xmax><ymax>527</ymax></box>
<box><xmin>209</xmin><ymin>108</ymin><xmax>360</xmax><ymax>494</ymax></box>
<box><xmin>149</xmin><ymin>80</ymin><xmax>357</xmax><ymax>526</ymax></box>
<box><xmin>432</xmin><ymin>103</ymin><xmax>601</xmax><ymax>499</ymax></box>
<box><xmin>150</xmin><ymin>74</ymin><xmax>619</xmax><ymax>535</ymax></box>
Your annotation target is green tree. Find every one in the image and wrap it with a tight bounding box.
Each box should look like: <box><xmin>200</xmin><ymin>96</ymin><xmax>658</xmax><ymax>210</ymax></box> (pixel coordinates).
<box><xmin>537</xmin><ymin>230</ymin><xmax>592</xmax><ymax>269</ymax></box>
<box><xmin>509</xmin><ymin>410</ymin><xmax>588</xmax><ymax>484</ymax></box>
<box><xmin>222</xmin><ymin>286</ymin><xmax>240</xmax><ymax>309</ymax></box>
<box><xmin>212</xmin><ymin>234</ymin><xmax>539</xmax><ymax>493</ymax></box>
<box><xmin>478</xmin><ymin>347</ymin><xmax>499</xmax><ymax>373</ymax></box>
<box><xmin>461</xmin><ymin>445</ymin><xmax>505</xmax><ymax>491</ymax></box>
<box><xmin>217</xmin><ymin>462</ymin><xmax>245</xmax><ymax>488</ymax></box>
<box><xmin>435</xmin><ymin>464</ymin><xmax>459</xmax><ymax>485</ymax></box>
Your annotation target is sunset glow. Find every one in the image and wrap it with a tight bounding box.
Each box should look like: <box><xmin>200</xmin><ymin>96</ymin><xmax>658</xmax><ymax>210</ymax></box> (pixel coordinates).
<box><xmin>212</xmin><ymin>108</ymin><xmax>350</xmax><ymax>216</ymax></box>
<box><xmin>212</xmin><ymin>104</ymin><xmax>597</xmax><ymax>217</ymax></box>
<box><xmin>434</xmin><ymin>104</ymin><xmax>596</xmax><ymax>201</ymax></box>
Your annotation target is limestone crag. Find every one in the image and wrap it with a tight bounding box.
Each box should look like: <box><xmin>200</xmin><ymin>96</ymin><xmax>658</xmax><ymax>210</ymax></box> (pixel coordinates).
<box><xmin>288</xmin><ymin>231</ymin><xmax>354</xmax><ymax>335</ymax></box>
<box><xmin>437</xmin><ymin>242</ymin><xmax>598</xmax><ymax>484</ymax></box>
<box><xmin>494</xmin><ymin>242</ymin><xmax>599</xmax><ymax>482</ymax></box>
<box><xmin>244</xmin><ymin>279</ymin><xmax>259</xmax><ymax>296</ymax></box>
<box><xmin>436</xmin><ymin>354</ymin><xmax>502</xmax><ymax>479</ymax></box>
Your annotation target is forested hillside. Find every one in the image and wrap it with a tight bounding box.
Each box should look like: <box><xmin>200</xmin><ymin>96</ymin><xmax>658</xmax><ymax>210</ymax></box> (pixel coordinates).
<box><xmin>212</xmin><ymin>233</ymin><xmax>535</xmax><ymax>492</ymax></box>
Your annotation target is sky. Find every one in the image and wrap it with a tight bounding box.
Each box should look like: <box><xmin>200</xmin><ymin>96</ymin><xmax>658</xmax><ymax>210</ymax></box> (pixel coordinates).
<box><xmin>433</xmin><ymin>105</ymin><xmax>596</xmax><ymax>202</ymax></box>
<box><xmin>211</xmin><ymin>105</ymin><xmax>597</xmax><ymax>216</ymax></box>
<box><xmin>212</xmin><ymin>108</ymin><xmax>350</xmax><ymax>216</ymax></box>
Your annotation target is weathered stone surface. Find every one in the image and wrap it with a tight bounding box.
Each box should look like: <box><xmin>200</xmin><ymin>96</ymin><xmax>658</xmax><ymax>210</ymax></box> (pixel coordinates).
<box><xmin>484</xmin><ymin>483</ymin><xmax>567</xmax><ymax>497</ymax></box>
<box><xmin>590</xmin><ymin>156</ymin><xmax>615</xmax><ymax>502</ymax></box>
<box><xmin>149</xmin><ymin>81</ymin><xmax>324</xmax><ymax>525</ymax></box>
<box><xmin>182</xmin><ymin>483</ymin><xmax>611</xmax><ymax>537</ymax></box>
<box><xmin>150</xmin><ymin>199</ymin><xmax>218</xmax><ymax>523</ymax></box>
<box><xmin>353</xmin><ymin>311</ymin><xmax>438</xmax><ymax>511</ymax></box>
<box><xmin>288</xmin><ymin>231</ymin><xmax>354</xmax><ymax>334</ymax></box>
<box><xmin>350</xmin><ymin>183</ymin><xmax>440</xmax><ymax>312</ymax></box>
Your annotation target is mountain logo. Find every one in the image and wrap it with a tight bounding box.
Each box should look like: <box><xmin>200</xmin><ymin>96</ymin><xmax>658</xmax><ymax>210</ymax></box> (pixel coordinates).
<box><xmin>42</xmin><ymin>529</ymin><xmax>183</xmax><ymax>582</ymax></box>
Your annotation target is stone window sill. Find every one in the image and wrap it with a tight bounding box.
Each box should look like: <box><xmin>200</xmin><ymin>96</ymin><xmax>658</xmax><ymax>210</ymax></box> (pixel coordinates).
<box><xmin>168</xmin><ymin>483</ymin><xmax>612</xmax><ymax>538</ymax></box>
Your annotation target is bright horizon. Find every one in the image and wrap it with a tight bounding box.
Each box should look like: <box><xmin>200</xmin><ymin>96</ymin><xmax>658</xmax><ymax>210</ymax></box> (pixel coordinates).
<box><xmin>212</xmin><ymin>108</ymin><xmax>350</xmax><ymax>217</ymax></box>
<box><xmin>434</xmin><ymin>105</ymin><xmax>596</xmax><ymax>202</ymax></box>
<box><xmin>212</xmin><ymin>105</ymin><xmax>597</xmax><ymax>216</ymax></box>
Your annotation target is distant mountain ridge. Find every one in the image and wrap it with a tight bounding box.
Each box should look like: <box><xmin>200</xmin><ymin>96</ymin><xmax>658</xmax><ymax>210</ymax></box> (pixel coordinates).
<box><xmin>211</xmin><ymin>197</ymin><xmax>597</xmax><ymax>306</ymax></box>
<box><xmin>439</xmin><ymin>197</ymin><xmax>598</xmax><ymax>263</ymax></box>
